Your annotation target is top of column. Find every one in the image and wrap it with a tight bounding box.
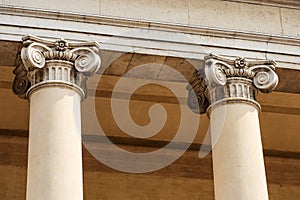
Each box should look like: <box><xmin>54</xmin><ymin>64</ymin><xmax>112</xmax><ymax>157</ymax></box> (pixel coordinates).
<box><xmin>12</xmin><ymin>35</ymin><xmax>101</xmax><ymax>99</ymax></box>
<box><xmin>187</xmin><ymin>54</ymin><xmax>279</xmax><ymax>114</ymax></box>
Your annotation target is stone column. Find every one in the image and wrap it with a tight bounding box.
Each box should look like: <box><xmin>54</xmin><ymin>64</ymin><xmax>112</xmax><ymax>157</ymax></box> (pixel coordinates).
<box><xmin>12</xmin><ymin>35</ymin><xmax>101</xmax><ymax>200</ymax></box>
<box><xmin>187</xmin><ymin>54</ymin><xmax>278</xmax><ymax>200</ymax></box>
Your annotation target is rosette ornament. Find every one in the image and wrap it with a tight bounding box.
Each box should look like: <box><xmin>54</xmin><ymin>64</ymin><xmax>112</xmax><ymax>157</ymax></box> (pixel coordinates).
<box><xmin>12</xmin><ymin>35</ymin><xmax>101</xmax><ymax>99</ymax></box>
<box><xmin>187</xmin><ymin>54</ymin><xmax>279</xmax><ymax>114</ymax></box>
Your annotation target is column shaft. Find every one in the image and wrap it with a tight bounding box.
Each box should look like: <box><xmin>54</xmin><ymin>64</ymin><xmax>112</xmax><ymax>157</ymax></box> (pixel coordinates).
<box><xmin>211</xmin><ymin>103</ymin><xmax>268</xmax><ymax>200</ymax></box>
<box><xmin>27</xmin><ymin>87</ymin><xmax>83</xmax><ymax>200</ymax></box>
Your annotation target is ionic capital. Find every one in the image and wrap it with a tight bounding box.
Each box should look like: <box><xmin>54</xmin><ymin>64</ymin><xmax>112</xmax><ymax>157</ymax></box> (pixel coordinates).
<box><xmin>187</xmin><ymin>54</ymin><xmax>279</xmax><ymax>114</ymax></box>
<box><xmin>12</xmin><ymin>35</ymin><xmax>101</xmax><ymax>99</ymax></box>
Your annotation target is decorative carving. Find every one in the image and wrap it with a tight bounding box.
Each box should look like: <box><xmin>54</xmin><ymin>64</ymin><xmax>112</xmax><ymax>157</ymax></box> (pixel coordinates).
<box><xmin>12</xmin><ymin>35</ymin><xmax>101</xmax><ymax>99</ymax></box>
<box><xmin>43</xmin><ymin>50</ymin><xmax>77</xmax><ymax>61</ymax></box>
<box><xmin>204</xmin><ymin>61</ymin><xmax>227</xmax><ymax>86</ymax></box>
<box><xmin>187</xmin><ymin>71</ymin><xmax>209</xmax><ymax>114</ymax></box>
<box><xmin>234</xmin><ymin>57</ymin><xmax>248</xmax><ymax>69</ymax></box>
<box><xmin>12</xmin><ymin>54</ymin><xmax>31</xmax><ymax>98</ymax></box>
<box><xmin>21</xmin><ymin>42</ymin><xmax>50</xmax><ymax>70</ymax></box>
<box><xmin>252</xmin><ymin>65</ymin><xmax>278</xmax><ymax>93</ymax></box>
<box><xmin>55</xmin><ymin>39</ymin><xmax>69</xmax><ymax>51</ymax></box>
<box><xmin>187</xmin><ymin>54</ymin><xmax>278</xmax><ymax>114</ymax></box>
<box><xmin>72</xmin><ymin>47</ymin><xmax>101</xmax><ymax>76</ymax></box>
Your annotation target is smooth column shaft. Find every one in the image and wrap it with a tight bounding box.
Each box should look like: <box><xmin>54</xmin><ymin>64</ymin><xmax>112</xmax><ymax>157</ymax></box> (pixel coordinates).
<box><xmin>211</xmin><ymin>103</ymin><xmax>268</xmax><ymax>200</ymax></box>
<box><xmin>27</xmin><ymin>87</ymin><xmax>83</xmax><ymax>200</ymax></box>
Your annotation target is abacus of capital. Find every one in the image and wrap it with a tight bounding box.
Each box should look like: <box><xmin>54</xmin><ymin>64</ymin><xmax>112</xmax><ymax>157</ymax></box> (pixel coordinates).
<box><xmin>12</xmin><ymin>35</ymin><xmax>101</xmax><ymax>200</ymax></box>
<box><xmin>187</xmin><ymin>54</ymin><xmax>278</xmax><ymax>200</ymax></box>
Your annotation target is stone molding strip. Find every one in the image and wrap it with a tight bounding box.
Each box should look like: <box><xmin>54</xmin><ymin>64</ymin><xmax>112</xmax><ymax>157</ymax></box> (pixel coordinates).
<box><xmin>0</xmin><ymin>5</ymin><xmax>300</xmax><ymax>47</ymax></box>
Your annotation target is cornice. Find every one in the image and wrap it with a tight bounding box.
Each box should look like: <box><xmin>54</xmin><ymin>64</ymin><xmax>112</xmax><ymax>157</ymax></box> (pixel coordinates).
<box><xmin>1</xmin><ymin>5</ymin><xmax>300</xmax><ymax>47</ymax></box>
